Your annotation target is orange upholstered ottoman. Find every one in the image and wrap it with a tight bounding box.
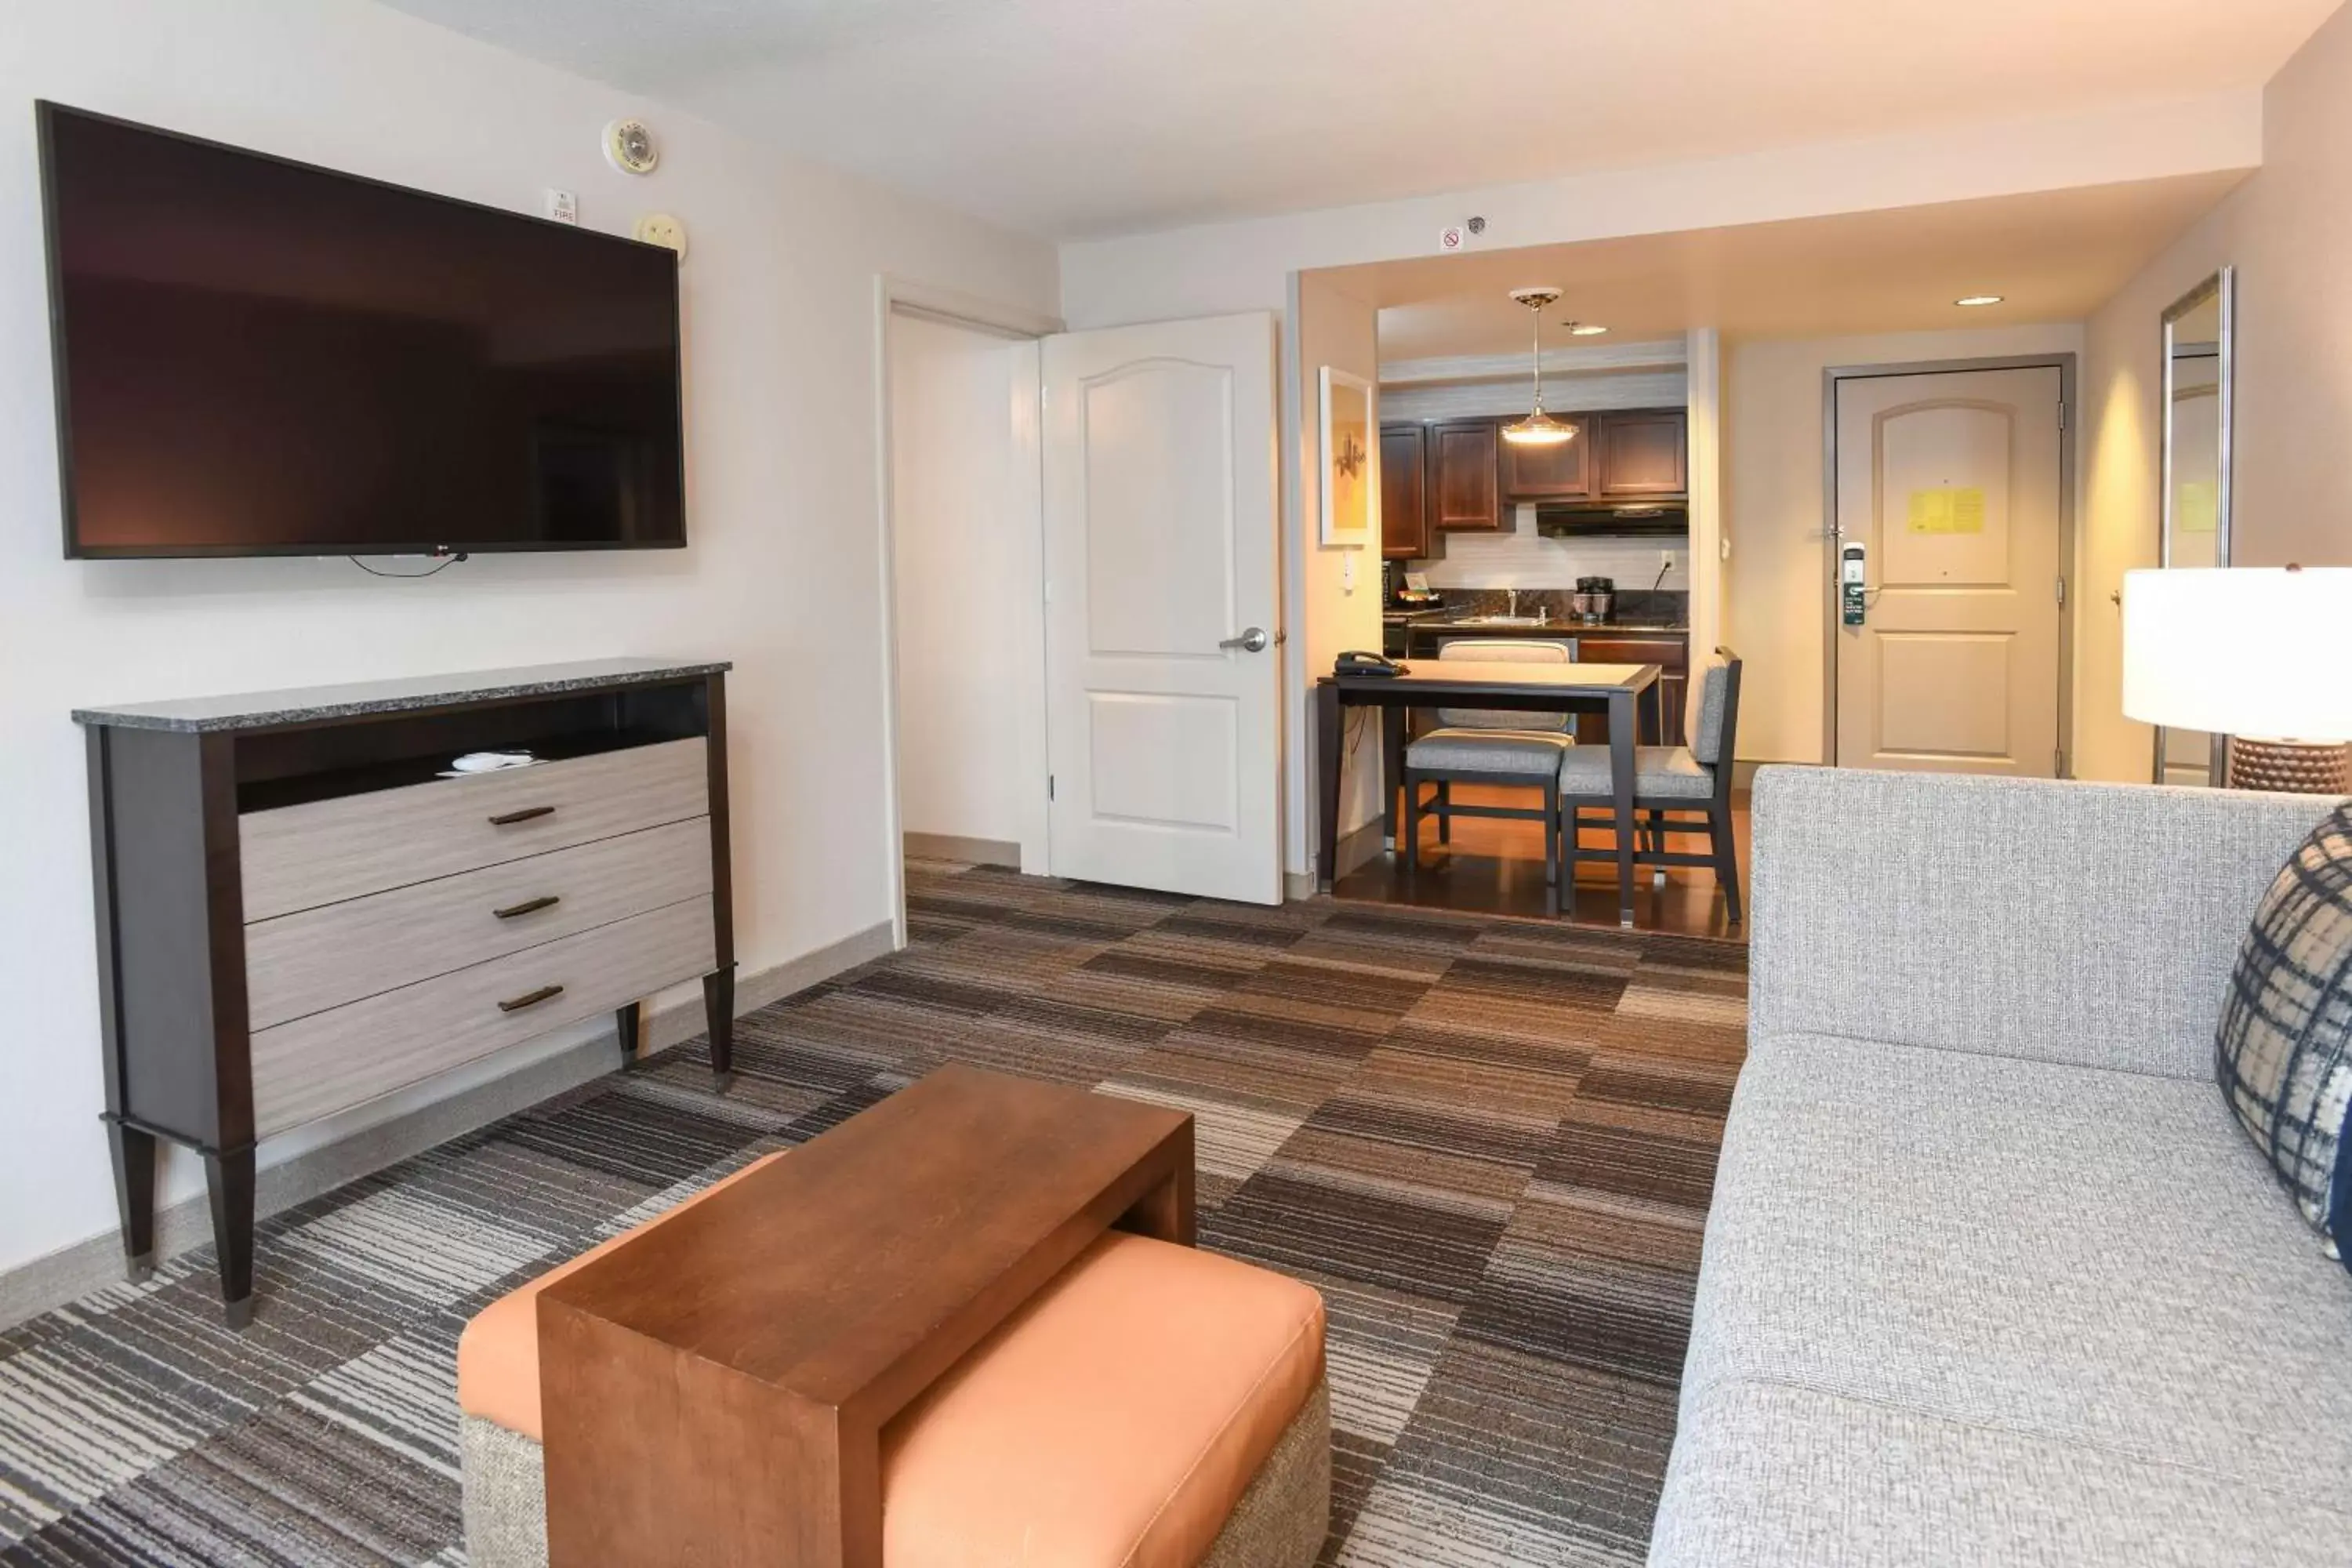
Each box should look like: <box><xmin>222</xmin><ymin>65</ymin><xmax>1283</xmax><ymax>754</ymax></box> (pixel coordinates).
<box><xmin>457</xmin><ymin>1160</ymin><xmax>1330</xmax><ymax>1568</ymax></box>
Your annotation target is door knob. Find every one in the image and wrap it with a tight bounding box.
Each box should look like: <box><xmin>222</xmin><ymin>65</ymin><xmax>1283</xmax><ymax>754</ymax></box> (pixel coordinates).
<box><xmin>1220</xmin><ymin>627</ymin><xmax>1271</xmax><ymax>653</ymax></box>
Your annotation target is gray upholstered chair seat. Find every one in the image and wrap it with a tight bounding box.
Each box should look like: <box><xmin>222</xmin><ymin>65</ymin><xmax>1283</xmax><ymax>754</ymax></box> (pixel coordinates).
<box><xmin>1406</xmin><ymin>728</ymin><xmax>1577</xmax><ymax>774</ymax></box>
<box><xmin>1556</xmin><ymin>743</ymin><xmax>1712</xmax><ymax>798</ymax></box>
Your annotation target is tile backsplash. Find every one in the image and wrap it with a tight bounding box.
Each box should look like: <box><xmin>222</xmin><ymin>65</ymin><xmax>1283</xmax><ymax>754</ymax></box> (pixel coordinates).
<box><xmin>1410</xmin><ymin>504</ymin><xmax>1691</xmax><ymax>592</ymax></box>
<box><xmin>1439</xmin><ymin>586</ymin><xmax>1690</xmax><ymax>625</ymax></box>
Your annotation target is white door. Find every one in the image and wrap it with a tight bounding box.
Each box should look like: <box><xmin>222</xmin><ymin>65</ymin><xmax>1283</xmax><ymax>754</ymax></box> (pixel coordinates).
<box><xmin>1833</xmin><ymin>365</ymin><xmax>2067</xmax><ymax>776</ymax></box>
<box><xmin>1041</xmin><ymin>313</ymin><xmax>1282</xmax><ymax>904</ymax></box>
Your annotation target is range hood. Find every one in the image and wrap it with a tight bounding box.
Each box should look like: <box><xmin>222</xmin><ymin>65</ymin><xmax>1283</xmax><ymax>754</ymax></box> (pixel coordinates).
<box><xmin>1535</xmin><ymin>502</ymin><xmax>1689</xmax><ymax>538</ymax></box>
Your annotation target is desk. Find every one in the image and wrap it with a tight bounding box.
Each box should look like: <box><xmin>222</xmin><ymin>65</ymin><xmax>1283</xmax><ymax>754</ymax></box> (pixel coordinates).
<box><xmin>537</xmin><ymin>1062</ymin><xmax>1194</xmax><ymax>1567</ymax></box>
<box><xmin>1316</xmin><ymin>662</ymin><xmax>1661</xmax><ymax>927</ymax></box>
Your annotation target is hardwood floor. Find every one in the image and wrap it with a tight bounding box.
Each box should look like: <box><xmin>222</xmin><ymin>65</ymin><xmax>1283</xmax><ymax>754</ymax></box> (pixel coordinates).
<box><xmin>1331</xmin><ymin>781</ymin><xmax>1752</xmax><ymax>940</ymax></box>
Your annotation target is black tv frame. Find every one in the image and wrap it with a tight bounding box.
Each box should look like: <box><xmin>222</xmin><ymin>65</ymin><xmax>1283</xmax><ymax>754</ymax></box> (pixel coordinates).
<box><xmin>38</xmin><ymin>100</ymin><xmax>690</xmax><ymax>561</ymax></box>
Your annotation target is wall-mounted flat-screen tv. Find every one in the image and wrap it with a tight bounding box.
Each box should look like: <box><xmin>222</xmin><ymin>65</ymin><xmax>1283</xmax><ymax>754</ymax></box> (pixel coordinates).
<box><xmin>39</xmin><ymin>102</ymin><xmax>687</xmax><ymax>558</ymax></box>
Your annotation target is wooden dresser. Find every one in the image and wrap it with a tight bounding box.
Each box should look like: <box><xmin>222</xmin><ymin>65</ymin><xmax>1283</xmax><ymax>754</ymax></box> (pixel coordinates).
<box><xmin>75</xmin><ymin>659</ymin><xmax>735</xmax><ymax>1327</ymax></box>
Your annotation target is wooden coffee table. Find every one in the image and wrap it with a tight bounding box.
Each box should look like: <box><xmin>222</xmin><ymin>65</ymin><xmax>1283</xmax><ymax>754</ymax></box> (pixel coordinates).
<box><xmin>537</xmin><ymin>1062</ymin><xmax>1196</xmax><ymax>1567</ymax></box>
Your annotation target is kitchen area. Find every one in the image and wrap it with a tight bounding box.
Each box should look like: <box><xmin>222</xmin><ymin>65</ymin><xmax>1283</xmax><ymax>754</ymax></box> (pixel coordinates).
<box><xmin>1379</xmin><ymin>401</ymin><xmax>1694</xmax><ymax>749</ymax></box>
<box><xmin>1333</xmin><ymin>281</ymin><xmax>1741</xmax><ymax>934</ymax></box>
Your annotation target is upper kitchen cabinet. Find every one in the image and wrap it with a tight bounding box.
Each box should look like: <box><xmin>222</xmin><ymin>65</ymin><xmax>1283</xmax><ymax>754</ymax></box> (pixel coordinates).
<box><xmin>1428</xmin><ymin>418</ymin><xmax>1502</xmax><ymax>532</ymax></box>
<box><xmin>1592</xmin><ymin>409</ymin><xmax>1689</xmax><ymax>499</ymax></box>
<box><xmin>1497</xmin><ymin>416</ymin><xmax>1592</xmax><ymax>500</ymax></box>
<box><xmin>1379</xmin><ymin>423</ymin><xmax>1428</xmax><ymax>561</ymax></box>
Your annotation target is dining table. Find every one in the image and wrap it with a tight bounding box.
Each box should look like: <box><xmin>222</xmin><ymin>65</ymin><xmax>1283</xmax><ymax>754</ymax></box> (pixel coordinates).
<box><xmin>1314</xmin><ymin>660</ymin><xmax>1662</xmax><ymax>927</ymax></box>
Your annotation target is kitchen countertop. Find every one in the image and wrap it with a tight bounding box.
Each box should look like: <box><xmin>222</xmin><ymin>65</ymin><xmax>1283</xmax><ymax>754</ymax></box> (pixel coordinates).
<box><xmin>72</xmin><ymin>656</ymin><xmax>732</xmax><ymax>732</ymax></box>
<box><xmin>1389</xmin><ymin>616</ymin><xmax>1689</xmax><ymax>635</ymax></box>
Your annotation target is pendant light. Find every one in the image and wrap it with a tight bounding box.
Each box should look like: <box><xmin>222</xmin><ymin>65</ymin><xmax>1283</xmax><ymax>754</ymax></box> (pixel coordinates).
<box><xmin>1501</xmin><ymin>286</ymin><xmax>1574</xmax><ymax>446</ymax></box>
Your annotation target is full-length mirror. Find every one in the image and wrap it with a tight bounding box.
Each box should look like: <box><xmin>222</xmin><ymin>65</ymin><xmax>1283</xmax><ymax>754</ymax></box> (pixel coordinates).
<box><xmin>2154</xmin><ymin>268</ymin><xmax>2234</xmax><ymax>786</ymax></box>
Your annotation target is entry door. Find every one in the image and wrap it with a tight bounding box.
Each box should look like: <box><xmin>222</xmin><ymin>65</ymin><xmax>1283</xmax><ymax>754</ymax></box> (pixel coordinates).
<box><xmin>1041</xmin><ymin>313</ymin><xmax>1281</xmax><ymax>904</ymax></box>
<box><xmin>1833</xmin><ymin>365</ymin><xmax>2066</xmax><ymax>776</ymax></box>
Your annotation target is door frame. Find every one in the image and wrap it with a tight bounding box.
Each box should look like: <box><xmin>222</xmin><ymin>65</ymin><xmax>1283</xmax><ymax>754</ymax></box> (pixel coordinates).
<box><xmin>872</xmin><ymin>276</ymin><xmax>1064</xmax><ymax>948</ymax></box>
<box><xmin>1818</xmin><ymin>353</ymin><xmax>2079</xmax><ymax>775</ymax></box>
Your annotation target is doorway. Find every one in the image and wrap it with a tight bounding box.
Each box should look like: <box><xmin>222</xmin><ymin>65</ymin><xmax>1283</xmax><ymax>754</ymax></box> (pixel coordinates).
<box><xmin>880</xmin><ymin>287</ymin><xmax>1056</xmax><ymax>948</ymax></box>
<box><xmin>878</xmin><ymin>289</ymin><xmax>1287</xmax><ymax>946</ymax></box>
<box><xmin>1824</xmin><ymin>357</ymin><xmax>2074</xmax><ymax>776</ymax></box>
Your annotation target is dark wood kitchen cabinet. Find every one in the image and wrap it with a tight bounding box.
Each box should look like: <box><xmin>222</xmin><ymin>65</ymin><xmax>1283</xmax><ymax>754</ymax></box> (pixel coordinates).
<box><xmin>1428</xmin><ymin>419</ymin><xmax>1502</xmax><ymax>532</ymax></box>
<box><xmin>1379</xmin><ymin>423</ymin><xmax>1428</xmax><ymax>561</ymax></box>
<box><xmin>1497</xmin><ymin>415</ymin><xmax>1592</xmax><ymax>499</ymax></box>
<box><xmin>1592</xmin><ymin>410</ymin><xmax>1689</xmax><ymax>499</ymax></box>
<box><xmin>1582</xmin><ymin>635</ymin><xmax>1689</xmax><ymax>746</ymax></box>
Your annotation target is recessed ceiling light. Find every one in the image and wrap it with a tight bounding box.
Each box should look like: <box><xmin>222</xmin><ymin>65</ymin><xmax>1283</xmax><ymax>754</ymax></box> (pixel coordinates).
<box><xmin>1565</xmin><ymin>322</ymin><xmax>1609</xmax><ymax>336</ymax></box>
<box><xmin>1955</xmin><ymin>294</ymin><xmax>2005</xmax><ymax>307</ymax></box>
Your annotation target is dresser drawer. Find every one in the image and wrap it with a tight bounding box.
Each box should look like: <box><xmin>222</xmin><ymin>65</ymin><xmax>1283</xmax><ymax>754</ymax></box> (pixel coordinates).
<box><xmin>241</xmin><ymin>738</ymin><xmax>708</xmax><ymax>921</ymax></box>
<box><xmin>245</xmin><ymin>817</ymin><xmax>713</xmax><ymax>1031</ymax></box>
<box><xmin>249</xmin><ymin>896</ymin><xmax>716</xmax><ymax>1136</ymax></box>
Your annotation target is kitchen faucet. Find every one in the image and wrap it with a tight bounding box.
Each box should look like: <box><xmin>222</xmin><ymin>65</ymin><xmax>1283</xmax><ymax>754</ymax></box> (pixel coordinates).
<box><xmin>1505</xmin><ymin>588</ymin><xmax>1519</xmax><ymax>619</ymax></box>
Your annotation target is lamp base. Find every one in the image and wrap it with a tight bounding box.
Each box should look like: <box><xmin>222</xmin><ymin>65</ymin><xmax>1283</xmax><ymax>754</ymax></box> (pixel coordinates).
<box><xmin>2226</xmin><ymin>739</ymin><xmax>2352</xmax><ymax>794</ymax></box>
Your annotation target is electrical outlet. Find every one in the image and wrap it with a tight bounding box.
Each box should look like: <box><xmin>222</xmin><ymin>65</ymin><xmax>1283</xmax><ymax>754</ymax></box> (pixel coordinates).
<box><xmin>1659</xmin><ymin>549</ymin><xmax>1679</xmax><ymax>575</ymax></box>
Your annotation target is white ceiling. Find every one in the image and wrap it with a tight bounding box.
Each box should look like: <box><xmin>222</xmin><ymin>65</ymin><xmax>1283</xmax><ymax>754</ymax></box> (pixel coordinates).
<box><xmin>373</xmin><ymin>0</ymin><xmax>2336</xmax><ymax>240</ymax></box>
<box><xmin>1351</xmin><ymin>173</ymin><xmax>2252</xmax><ymax>361</ymax></box>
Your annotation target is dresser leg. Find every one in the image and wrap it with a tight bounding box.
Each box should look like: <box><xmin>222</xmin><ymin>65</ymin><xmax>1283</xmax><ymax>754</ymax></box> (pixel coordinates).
<box><xmin>702</xmin><ymin>967</ymin><xmax>736</xmax><ymax>1076</ymax></box>
<box><xmin>615</xmin><ymin>1001</ymin><xmax>644</xmax><ymax>1069</ymax></box>
<box><xmin>205</xmin><ymin>1145</ymin><xmax>256</xmax><ymax>1330</ymax></box>
<box><xmin>107</xmin><ymin>1120</ymin><xmax>157</xmax><ymax>1283</ymax></box>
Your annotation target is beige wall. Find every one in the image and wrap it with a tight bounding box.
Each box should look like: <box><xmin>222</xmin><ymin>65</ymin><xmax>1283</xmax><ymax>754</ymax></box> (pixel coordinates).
<box><xmin>2076</xmin><ymin>210</ymin><xmax>2234</xmax><ymax>779</ymax></box>
<box><xmin>1287</xmin><ymin>273</ymin><xmax>1384</xmax><ymax>878</ymax></box>
<box><xmin>2075</xmin><ymin>0</ymin><xmax>2352</xmax><ymax>779</ymax></box>
<box><xmin>2234</xmin><ymin>1</ymin><xmax>2352</xmax><ymax>568</ymax></box>
<box><xmin>1722</xmin><ymin>323</ymin><xmax>2085</xmax><ymax>764</ymax></box>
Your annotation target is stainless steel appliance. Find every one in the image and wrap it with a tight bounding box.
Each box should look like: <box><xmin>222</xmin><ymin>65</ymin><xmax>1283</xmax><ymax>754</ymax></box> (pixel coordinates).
<box><xmin>1571</xmin><ymin>576</ymin><xmax>1616</xmax><ymax>623</ymax></box>
<box><xmin>1534</xmin><ymin>503</ymin><xmax>1688</xmax><ymax>538</ymax></box>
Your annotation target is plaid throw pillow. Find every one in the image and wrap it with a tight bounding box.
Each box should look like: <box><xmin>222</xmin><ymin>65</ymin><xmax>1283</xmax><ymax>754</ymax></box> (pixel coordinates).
<box><xmin>2217</xmin><ymin>801</ymin><xmax>2352</xmax><ymax>1270</ymax></box>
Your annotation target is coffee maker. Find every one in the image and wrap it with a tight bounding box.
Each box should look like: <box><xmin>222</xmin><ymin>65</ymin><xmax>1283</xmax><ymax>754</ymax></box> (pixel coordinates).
<box><xmin>1571</xmin><ymin>575</ymin><xmax>1616</xmax><ymax>624</ymax></box>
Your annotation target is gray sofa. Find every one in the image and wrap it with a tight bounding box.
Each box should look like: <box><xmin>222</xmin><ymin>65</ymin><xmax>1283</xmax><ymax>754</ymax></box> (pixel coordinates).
<box><xmin>1651</xmin><ymin>768</ymin><xmax>2352</xmax><ymax>1567</ymax></box>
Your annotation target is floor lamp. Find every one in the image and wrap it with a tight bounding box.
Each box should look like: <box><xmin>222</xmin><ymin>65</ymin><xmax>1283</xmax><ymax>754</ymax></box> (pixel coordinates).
<box><xmin>2123</xmin><ymin>566</ymin><xmax>2352</xmax><ymax>794</ymax></box>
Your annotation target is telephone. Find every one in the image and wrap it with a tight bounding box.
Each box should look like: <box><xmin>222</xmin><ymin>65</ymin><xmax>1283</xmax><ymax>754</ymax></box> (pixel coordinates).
<box><xmin>1334</xmin><ymin>651</ymin><xmax>1408</xmax><ymax>677</ymax></box>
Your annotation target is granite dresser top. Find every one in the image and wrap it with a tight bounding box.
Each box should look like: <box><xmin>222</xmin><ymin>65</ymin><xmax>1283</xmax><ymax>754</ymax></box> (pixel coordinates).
<box><xmin>72</xmin><ymin>657</ymin><xmax>731</xmax><ymax>732</ymax></box>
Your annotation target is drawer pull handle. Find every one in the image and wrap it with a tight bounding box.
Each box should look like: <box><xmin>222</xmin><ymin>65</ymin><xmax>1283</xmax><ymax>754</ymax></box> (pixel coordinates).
<box><xmin>498</xmin><ymin>984</ymin><xmax>565</xmax><ymax>1014</ymax></box>
<box><xmin>488</xmin><ymin>805</ymin><xmax>556</xmax><ymax>826</ymax></box>
<box><xmin>493</xmin><ymin>895</ymin><xmax>561</xmax><ymax>920</ymax></box>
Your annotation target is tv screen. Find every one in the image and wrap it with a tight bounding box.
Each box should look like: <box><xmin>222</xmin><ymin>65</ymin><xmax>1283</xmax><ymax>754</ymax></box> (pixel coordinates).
<box><xmin>39</xmin><ymin>103</ymin><xmax>687</xmax><ymax>558</ymax></box>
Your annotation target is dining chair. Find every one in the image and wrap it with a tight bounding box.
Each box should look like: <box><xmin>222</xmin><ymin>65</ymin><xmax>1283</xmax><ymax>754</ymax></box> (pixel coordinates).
<box><xmin>1555</xmin><ymin>647</ymin><xmax>1744</xmax><ymax>924</ymax></box>
<box><xmin>1402</xmin><ymin>639</ymin><xmax>1576</xmax><ymax>914</ymax></box>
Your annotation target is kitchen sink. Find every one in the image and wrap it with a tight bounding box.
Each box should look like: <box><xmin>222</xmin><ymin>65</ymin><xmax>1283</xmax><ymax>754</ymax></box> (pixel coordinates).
<box><xmin>1450</xmin><ymin>615</ymin><xmax>1553</xmax><ymax>626</ymax></box>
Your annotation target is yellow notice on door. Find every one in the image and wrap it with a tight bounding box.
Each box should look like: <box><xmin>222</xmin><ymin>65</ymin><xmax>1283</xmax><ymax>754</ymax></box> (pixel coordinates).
<box><xmin>2176</xmin><ymin>481</ymin><xmax>2220</xmax><ymax>534</ymax></box>
<box><xmin>1907</xmin><ymin>486</ymin><xmax>1986</xmax><ymax>535</ymax></box>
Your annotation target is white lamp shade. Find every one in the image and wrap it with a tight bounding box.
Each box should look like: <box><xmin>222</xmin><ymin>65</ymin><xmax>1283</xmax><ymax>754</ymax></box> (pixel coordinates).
<box><xmin>2122</xmin><ymin>568</ymin><xmax>2352</xmax><ymax>742</ymax></box>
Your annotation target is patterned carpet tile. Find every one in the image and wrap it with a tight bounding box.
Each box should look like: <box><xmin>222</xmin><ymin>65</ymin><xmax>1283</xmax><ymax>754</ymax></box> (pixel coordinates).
<box><xmin>1345</xmin><ymin>1341</ymin><xmax>1679</xmax><ymax>1568</ymax></box>
<box><xmin>0</xmin><ymin>863</ymin><xmax>1746</xmax><ymax>1566</ymax></box>
<box><xmin>1352</xmin><ymin>1022</ymin><xmax>1590</xmax><ymax>1120</ymax></box>
<box><xmin>1207</xmin><ymin>1168</ymin><xmax>1514</xmax><ymax>1308</ymax></box>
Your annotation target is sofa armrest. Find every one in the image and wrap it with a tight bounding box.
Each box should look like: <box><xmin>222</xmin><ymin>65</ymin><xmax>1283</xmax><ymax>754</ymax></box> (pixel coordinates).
<box><xmin>1748</xmin><ymin>767</ymin><xmax>2334</xmax><ymax>1080</ymax></box>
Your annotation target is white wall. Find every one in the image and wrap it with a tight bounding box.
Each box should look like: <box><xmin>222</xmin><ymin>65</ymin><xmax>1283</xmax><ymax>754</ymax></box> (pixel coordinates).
<box><xmin>1412</xmin><ymin>514</ymin><xmax>1690</xmax><ymax>597</ymax></box>
<box><xmin>1722</xmin><ymin>322</ymin><xmax>2085</xmax><ymax>764</ymax></box>
<box><xmin>1377</xmin><ymin>368</ymin><xmax>1687</xmax><ymax>424</ymax></box>
<box><xmin>1288</xmin><ymin>273</ymin><xmax>1383</xmax><ymax>878</ymax></box>
<box><xmin>1059</xmin><ymin>96</ymin><xmax>2261</xmax><ymax>331</ymax></box>
<box><xmin>0</xmin><ymin>0</ymin><xmax>1057</xmax><ymax>1279</ymax></box>
<box><xmin>887</xmin><ymin>314</ymin><xmax>1036</xmax><ymax>856</ymax></box>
